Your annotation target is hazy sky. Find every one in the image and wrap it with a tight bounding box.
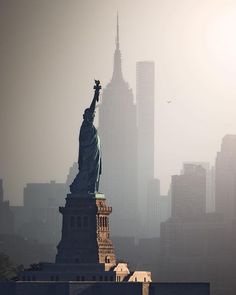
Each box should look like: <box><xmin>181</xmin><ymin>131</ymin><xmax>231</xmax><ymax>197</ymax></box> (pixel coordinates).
<box><xmin>1</xmin><ymin>0</ymin><xmax>236</xmax><ymax>204</ymax></box>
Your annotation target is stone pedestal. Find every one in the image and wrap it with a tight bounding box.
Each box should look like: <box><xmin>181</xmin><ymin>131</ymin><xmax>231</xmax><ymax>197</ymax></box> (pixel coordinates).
<box><xmin>56</xmin><ymin>193</ymin><xmax>116</xmax><ymax>265</ymax></box>
<box><xmin>19</xmin><ymin>193</ymin><xmax>152</xmax><ymax>283</ymax></box>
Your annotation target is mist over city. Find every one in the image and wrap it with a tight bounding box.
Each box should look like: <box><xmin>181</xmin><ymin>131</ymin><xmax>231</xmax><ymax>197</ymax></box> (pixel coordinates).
<box><xmin>0</xmin><ymin>1</ymin><xmax>236</xmax><ymax>295</ymax></box>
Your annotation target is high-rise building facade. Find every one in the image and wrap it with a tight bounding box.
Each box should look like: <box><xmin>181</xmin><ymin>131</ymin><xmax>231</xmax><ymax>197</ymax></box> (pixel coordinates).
<box><xmin>0</xmin><ymin>179</ymin><xmax>14</xmax><ymax>235</ymax></box>
<box><xmin>14</xmin><ymin>181</ymin><xmax>67</xmax><ymax>244</ymax></box>
<box><xmin>215</xmin><ymin>135</ymin><xmax>236</xmax><ymax>221</ymax></box>
<box><xmin>171</xmin><ymin>163</ymin><xmax>206</xmax><ymax>219</ymax></box>
<box><xmin>183</xmin><ymin>162</ymin><xmax>215</xmax><ymax>213</ymax></box>
<box><xmin>98</xmin><ymin>16</ymin><xmax>138</xmax><ymax>236</ymax></box>
<box><xmin>146</xmin><ymin>178</ymin><xmax>160</xmax><ymax>237</ymax></box>
<box><xmin>0</xmin><ymin>179</ymin><xmax>3</xmax><ymax>203</ymax></box>
<box><xmin>136</xmin><ymin>61</ymin><xmax>155</xmax><ymax>227</ymax></box>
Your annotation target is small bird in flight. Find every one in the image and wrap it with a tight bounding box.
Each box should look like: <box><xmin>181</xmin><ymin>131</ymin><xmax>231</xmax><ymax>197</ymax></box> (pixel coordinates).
<box><xmin>167</xmin><ymin>100</ymin><xmax>172</xmax><ymax>103</ymax></box>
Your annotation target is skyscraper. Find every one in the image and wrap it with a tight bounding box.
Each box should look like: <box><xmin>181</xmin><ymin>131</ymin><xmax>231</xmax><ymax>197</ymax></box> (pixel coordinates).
<box><xmin>16</xmin><ymin>181</ymin><xmax>67</xmax><ymax>244</ymax></box>
<box><xmin>98</xmin><ymin>16</ymin><xmax>138</xmax><ymax>236</ymax></box>
<box><xmin>215</xmin><ymin>135</ymin><xmax>236</xmax><ymax>221</ymax></box>
<box><xmin>0</xmin><ymin>179</ymin><xmax>14</xmax><ymax>235</ymax></box>
<box><xmin>171</xmin><ymin>163</ymin><xmax>206</xmax><ymax>219</ymax></box>
<box><xmin>136</xmin><ymin>61</ymin><xmax>155</xmax><ymax>228</ymax></box>
<box><xmin>146</xmin><ymin>178</ymin><xmax>160</xmax><ymax>237</ymax></box>
<box><xmin>0</xmin><ymin>179</ymin><xmax>3</xmax><ymax>203</ymax></box>
<box><xmin>183</xmin><ymin>162</ymin><xmax>215</xmax><ymax>213</ymax></box>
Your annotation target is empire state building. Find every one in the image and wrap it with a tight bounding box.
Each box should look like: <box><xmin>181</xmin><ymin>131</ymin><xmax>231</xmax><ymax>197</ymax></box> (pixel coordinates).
<box><xmin>98</xmin><ymin>15</ymin><xmax>138</xmax><ymax>237</ymax></box>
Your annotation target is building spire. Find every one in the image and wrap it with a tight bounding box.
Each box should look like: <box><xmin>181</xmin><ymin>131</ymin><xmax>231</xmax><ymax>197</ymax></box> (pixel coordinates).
<box><xmin>112</xmin><ymin>12</ymin><xmax>123</xmax><ymax>82</ymax></box>
<box><xmin>116</xmin><ymin>11</ymin><xmax>120</xmax><ymax>50</ymax></box>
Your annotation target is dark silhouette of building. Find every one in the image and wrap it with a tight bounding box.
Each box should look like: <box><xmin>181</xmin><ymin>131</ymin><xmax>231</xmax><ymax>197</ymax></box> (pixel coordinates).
<box><xmin>24</xmin><ymin>181</ymin><xmax>66</xmax><ymax>209</ymax></box>
<box><xmin>146</xmin><ymin>179</ymin><xmax>160</xmax><ymax>237</ymax></box>
<box><xmin>65</xmin><ymin>162</ymin><xmax>77</xmax><ymax>191</ymax></box>
<box><xmin>156</xmin><ymin>193</ymin><xmax>171</xmax><ymax>236</ymax></box>
<box><xmin>98</xmin><ymin>16</ymin><xmax>138</xmax><ymax>237</ymax></box>
<box><xmin>157</xmin><ymin>159</ymin><xmax>236</xmax><ymax>295</ymax></box>
<box><xmin>206</xmin><ymin>166</ymin><xmax>215</xmax><ymax>213</ymax></box>
<box><xmin>0</xmin><ymin>182</ymin><xmax>55</xmax><ymax>268</ymax></box>
<box><xmin>215</xmin><ymin>135</ymin><xmax>236</xmax><ymax>222</ymax></box>
<box><xmin>0</xmin><ymin>179</ymin><xmax>14</xmax><ymax>235</ymax></box>
<box><xmin>171</xmin><ymin>163</ymin><xmax>206</xmax><ymax>219</ymax></box>
<box><xmin>111</xmin><ymin>236</ymin><xmax>136</xmax><ymax>267</ymax></box>
<box><xmin>136</xmin><ymin>61</ymin><xmax>155</xmax><ymax>230</ymax></box>
<box><xmin>0</xmin><ymin>179</ymin><xmax>3</xmax><ymax>203</ymax></box>
<box><xmin>12</xmin><ymin>181</ymin><xmax>66</xmax><ymax>245</ymax></box>
<box><xmin>136</xmin><ymin>237</ymin><xmax>160</xmax><ymax>272</ymax></box>
<box><xmin>0</xmin><ymin>234</ymin><xmax>55</xmax><ymax>267</ymax></box>
<box><xmin>183</xmin><ymin>162</ymin><xmax>215</xmax><ymax>213</ymax></box>
<box><xmin>158</xmin><ymin>211</ymin><xmax>236</xmax><ymax>295</ymax></box>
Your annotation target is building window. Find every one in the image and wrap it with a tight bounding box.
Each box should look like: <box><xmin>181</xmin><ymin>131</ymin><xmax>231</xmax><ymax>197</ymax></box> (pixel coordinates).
<box><xmin>135</xmin><ymin>277</ymin><xmax>137</xmax><ymax>282</ymax></box>
<box><xmin>77</xmin><ymin>216</ymin><xmax>82</xmax><ymax>228</ymax></box>
<box><xmin>110</xmin><ymin>276</ymin><xmax>113</xmax><ymax>281</ymax></box>
<box><xmin>55</xmin><ymin>276</ymin><xmax>59</xmax><ymax>281</ymax></box>
<box><xmin>81</xmin><ymin>276</ymin><xmax>85</xmax><ymax>281</ymax></box>
<box><xmin>99</xmin><ymin>276</ymin><xmax>103</xmax><ymax>281</ymax></box>
<box><xmin>50</xmin><ymin>276</ymin><xmax>54</xmax><ymax>281</ymax></box>
<box><xmin>83</xmin><ymin>216</ymin><xmax>89</xmax><ymax>228</ymax></box>
<box><xmin>105</xmin><ymin>256</ymin><xmax>110</xmax><ymax>263</ymax></box>
<box><xmin>76</xmin><ymin>276</ymin><xmax>80</xmax><ymax>281</ymax></box>
<box><xmin>144</xmin><ymin>277</ymin><xmax>146</xmax><ymax>282</ymax></box>
<box><xmin>70</xmin><ymin>216</ymin><xmax>75</xmax><ymax>228</ymax></box>
<box><xmin>92</xmin><ymin>276</ymin><xmax>96</xmax><ymax>281</ymax></box>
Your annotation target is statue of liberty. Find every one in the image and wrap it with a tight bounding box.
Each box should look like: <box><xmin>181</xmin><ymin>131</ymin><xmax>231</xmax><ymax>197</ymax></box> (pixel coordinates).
<box><xmin>70</xmin><ymin>80</ymin><xmax>102</xmax><ymax>194</ymax></box>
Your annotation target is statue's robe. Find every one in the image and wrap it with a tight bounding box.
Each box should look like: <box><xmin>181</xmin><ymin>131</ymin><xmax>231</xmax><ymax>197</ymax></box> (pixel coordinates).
<box><xmin>70</xmin><ymin>119</ymin><xmax>101</xmax><ymax>193</ymax></box>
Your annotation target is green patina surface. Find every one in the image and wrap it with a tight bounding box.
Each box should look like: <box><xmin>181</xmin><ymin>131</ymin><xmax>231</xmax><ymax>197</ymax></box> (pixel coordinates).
<box><xmin>93</xmin><ymin>193</ymin><xmax>105</xmax><ymax>199</ymax></box>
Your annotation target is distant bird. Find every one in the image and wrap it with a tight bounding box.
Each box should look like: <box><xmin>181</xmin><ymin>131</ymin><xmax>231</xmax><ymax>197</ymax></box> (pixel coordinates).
<box><xmin>167</xmin><ymin>100</ymin><xmax>172</xmax><ymax>104</ymax></box>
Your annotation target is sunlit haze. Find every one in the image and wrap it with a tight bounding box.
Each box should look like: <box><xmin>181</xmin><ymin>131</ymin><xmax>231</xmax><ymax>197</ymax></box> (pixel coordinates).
<box><xmin>1</xmin><ymin>0</ymin><xmax>236</xmax><ymax>204</ymax></box>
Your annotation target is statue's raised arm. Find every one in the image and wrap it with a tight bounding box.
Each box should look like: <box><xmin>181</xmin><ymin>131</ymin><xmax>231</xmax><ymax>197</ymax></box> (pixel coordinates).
<box><xmin>89</xmin><ymin>80</ymin><xmax>101</xmax><ymax>113</ymax></box>
<box><xmin>70</xmin><ymin>80</ymin><xmax>102</xmax><ymax>195</ymax></box>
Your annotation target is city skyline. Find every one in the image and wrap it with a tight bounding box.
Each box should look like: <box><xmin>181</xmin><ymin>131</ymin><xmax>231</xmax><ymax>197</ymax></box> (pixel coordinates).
<box><xmin>1</xmin><ymin>2</ymin><xmax>236</xmax><ymax>294</ymax></box>
<box><xmin>1</xmin><ymin>0</ymin><xmax>236</xmax><ymax>205</ymax></box>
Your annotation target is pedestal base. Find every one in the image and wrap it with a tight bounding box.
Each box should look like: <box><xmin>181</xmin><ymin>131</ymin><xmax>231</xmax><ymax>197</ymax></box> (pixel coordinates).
<box><xmin>56</xmin><ymin>193</ymin><xmax>116</xmax><ymax>265</ymax></box>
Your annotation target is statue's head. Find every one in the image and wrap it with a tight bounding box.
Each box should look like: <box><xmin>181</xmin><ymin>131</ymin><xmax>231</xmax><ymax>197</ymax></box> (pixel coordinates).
<box><xmin>83</xmin><ymin>108</ymin><xmax>95</xmax><ymax>123</ymax></box>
